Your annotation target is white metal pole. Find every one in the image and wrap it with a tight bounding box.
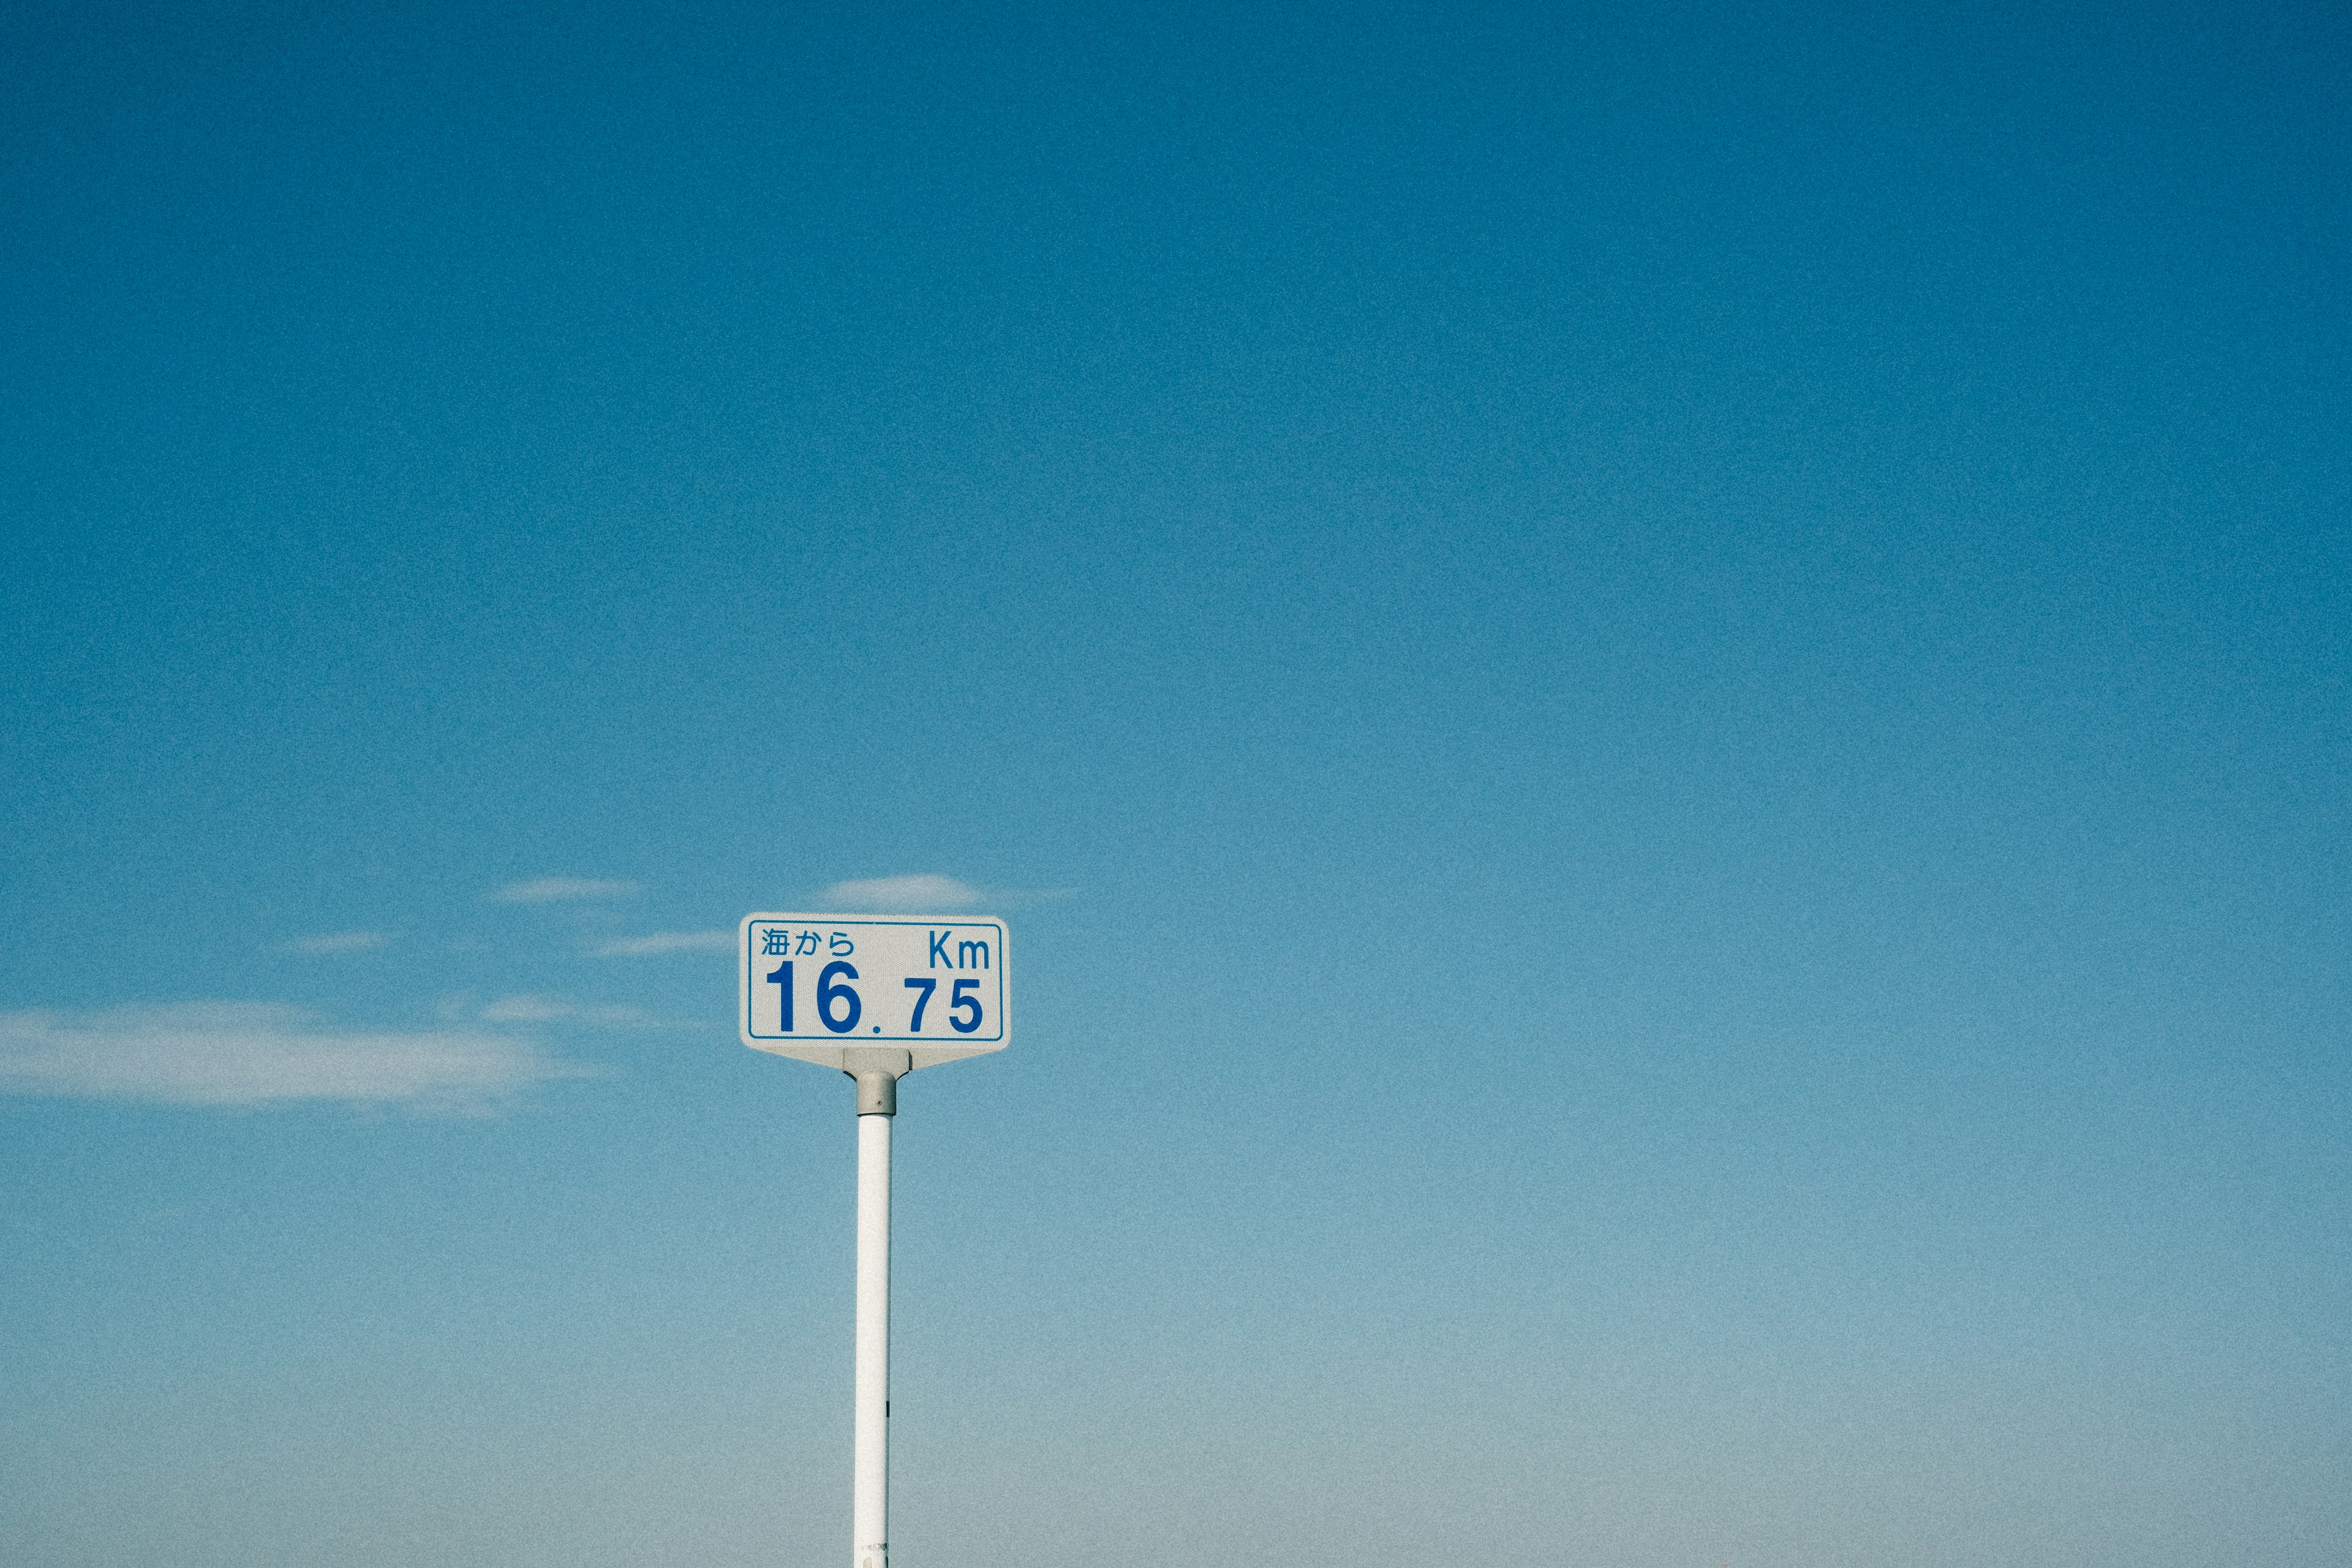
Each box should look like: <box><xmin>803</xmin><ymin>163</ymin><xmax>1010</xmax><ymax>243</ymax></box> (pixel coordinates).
<box><xmin>853</xmin><ymin>1086</ymin><xmax>893</xmax><ymax>1568</ymax></box>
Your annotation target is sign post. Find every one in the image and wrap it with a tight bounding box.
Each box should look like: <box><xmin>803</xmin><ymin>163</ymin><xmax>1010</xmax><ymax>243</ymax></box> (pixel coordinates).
<box><xmin>740</xmin><ymin>913</ymin><xmax>1009</xmax><ymax>1568</ymax></box>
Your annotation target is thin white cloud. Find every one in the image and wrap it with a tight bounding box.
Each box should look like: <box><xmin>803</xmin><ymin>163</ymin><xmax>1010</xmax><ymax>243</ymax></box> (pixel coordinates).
<box><xmin>590</xmin><ymin>930</ymin><xmax>731</xmax><ymax>957</ymax></box>
<box><xmin>493</xmin><ymin>877</ymin><xmax>639</xmax><ymax>904</ymax></box>
<box><xmin>818</xmin><ymin>873</ymin><xmax>1073</xmax><ymax>911</ymax></box>
<box><xmin>278</xmin><ymin>931</ymin><xmax>391</xmax><ymax>954</ymax></box>
<box><xmin>478</xmin><ymin>994</ymin><xmax>673</xmax><ymax>1027</ymax></box>
<box><xmin>0</xmin><ymin>1003</ymin><xmax>600</xmax><ymax>1111</ymax></box>
<box><xmin>823</xmin><ymin>874</ymin><xmax>984</xmax><ymax>911</ymax></box>
<box><xmin>477</xmin><ymin>993</ymin><xmax>576</xmax><ymax>1022</ymax></box>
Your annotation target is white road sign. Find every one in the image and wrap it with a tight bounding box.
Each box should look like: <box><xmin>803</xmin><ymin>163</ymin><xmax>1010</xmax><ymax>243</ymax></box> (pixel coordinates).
<box><xmin>739</xmin><ymin>913</ymin><xmax>1009</xmax><ymax>1070</ymax></box>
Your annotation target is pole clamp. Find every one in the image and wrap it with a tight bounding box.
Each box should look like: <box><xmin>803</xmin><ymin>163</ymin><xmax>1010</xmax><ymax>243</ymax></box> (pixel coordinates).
<box><xmin>842</xmin><ymin>1047</ymin><xmax>910</xmax><ymax>1115</ymax></box>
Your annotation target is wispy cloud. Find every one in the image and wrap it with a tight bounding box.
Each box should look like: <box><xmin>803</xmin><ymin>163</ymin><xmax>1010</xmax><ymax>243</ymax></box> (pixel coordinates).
<box><xmin>0</xmin><ymin>1003</ymin><xmax>600</xmax><ymax>1111</ymax></box>
<box><xmin>820</xmin><ymin>873</ymin><xmax>1072</xmax><ymax>911</ymax></box>
<box><xmin>822</xmin><ymin>873</ymin><xmax>984</xmax><ymax>911</ymax></box>
<box><xmin>590</xmin><ymin>930</ymin><xmax>731</xmax><ymax>957</ymax></box>
<box><xmin>493</xmin><ymin>877</ymin><xmax>638</xmax><ymax>904</ymax></box>
<box><xmin>477</xmin><ymin>994</ymin><xmax>675</xmax><ymax>1027</ymax></box>
<box><xmin>277</xmin><ymin>931</ymin><xmax>391</xmax><ymax>954</ymax></box>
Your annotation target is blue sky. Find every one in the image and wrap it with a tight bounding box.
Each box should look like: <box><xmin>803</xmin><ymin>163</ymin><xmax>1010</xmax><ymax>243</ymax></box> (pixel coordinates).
<box><xmin>3</xmin><ymin>2</ymin><xmax>2346</xmax><ymax>1564</ymax></box>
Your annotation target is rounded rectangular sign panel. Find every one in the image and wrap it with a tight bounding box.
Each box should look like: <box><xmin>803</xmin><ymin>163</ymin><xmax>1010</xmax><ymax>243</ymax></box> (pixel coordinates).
<box><xmin>739</xmin><ymin>913</ymin><xmax>1008</xmax><ymax>1071</ymax></box>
